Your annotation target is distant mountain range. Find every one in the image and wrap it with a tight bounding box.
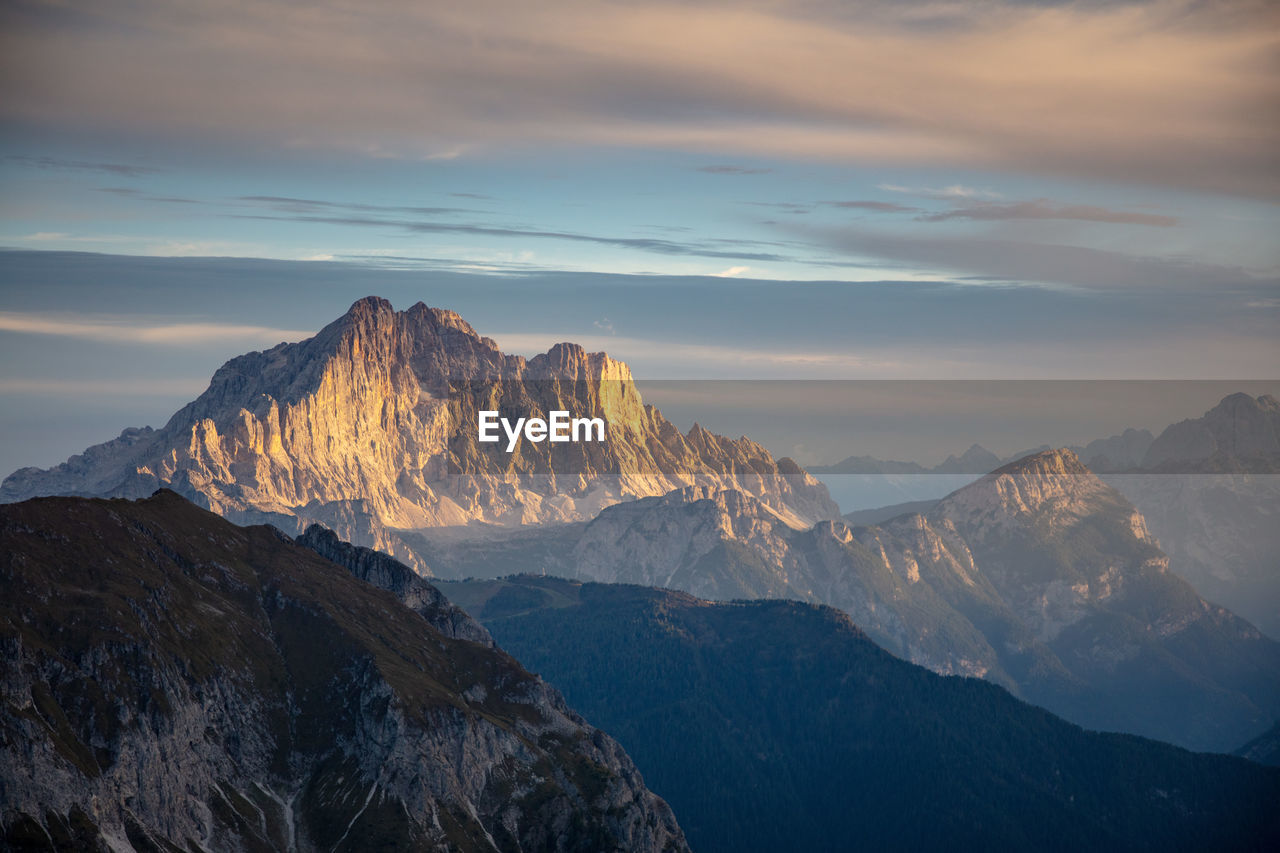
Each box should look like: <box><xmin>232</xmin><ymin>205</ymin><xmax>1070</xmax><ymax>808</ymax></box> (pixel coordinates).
<box><xmin>810</xmin><ymin>430</ymin><xmax>1156</xmax><ymax>477</ymax></box>
<box><xmin>1</xmin><ymin>297</ymin><xmax>1275</xmax><ymax>755</ymax></box>
<box><xmin>0</xmin><ymin>297</ymin><xmax>839</xmax><ymax>568</ymax></box>
<box><xmin>812</xmin><ymin>392</ymin><xmax>1280</xmax><ymax>477</ymax></box>
<box><xmin>817</xmin><ymin>393</ymin><xmax>1280</xmax><ymax>637</ymax></box>
<box><xmin>0</xmin><ymin>491</ymin><xmax>687</xmax><ymax>851</ymax></box>
<box><xmin>418</xmin><ymin>449</ymin><xmax>1280</xmax><ymax>753</ymax></box>
<box><xmin>442</xmin><ymin>575</ymin><xmax>1280</xmax><ymax>853</ymax></box>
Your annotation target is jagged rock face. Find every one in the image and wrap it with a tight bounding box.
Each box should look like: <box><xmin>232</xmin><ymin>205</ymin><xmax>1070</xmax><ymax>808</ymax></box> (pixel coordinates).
<box><xmin>0</xmin><ymin>491</ymin><xmax>689</xmax><ymax>853</ymax></box>
<box><xmin>295</xmin><ymin>524</ymin><xmax>495</xmax><ymax>647</ymax></box>
<box><xmin>0</xmin><ymin>297</ymin><xmax>838</xmax><ymax>570</ymax></box>
<box><xmin>1090</xmin><ymin>393</ymin><xmax>1280</xmax><ymax>637</ymax></box>
<box><xmin>1105</xmin><ymin>472</ymin><xmax>1280</xmax><ymax>638</ymax></box>
<box><xmin>931</xmin><ymin>449</ymin><xmax>1160</xmax><ymax>598</ymax></box>
<box><xmin>417</xmin><ymin>450</ymin><xmax>1280</xmax><ymax>751</ymax></box>
<box><xmin>1143</xmin><ymin>393</ymin><xmax>1280</xmax><ymax>470</ymax></box>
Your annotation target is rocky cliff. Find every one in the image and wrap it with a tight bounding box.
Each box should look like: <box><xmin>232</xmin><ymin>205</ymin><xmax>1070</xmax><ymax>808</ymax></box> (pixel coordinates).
<box><xmin>0</xmin><ymin>297</ymin><xmax>839</xmax><ymax>569</ymax></box>
<box><xmin>0</xmin><ymin>491</ymin><xmax>688</xmax><ymax>852</ymax></box>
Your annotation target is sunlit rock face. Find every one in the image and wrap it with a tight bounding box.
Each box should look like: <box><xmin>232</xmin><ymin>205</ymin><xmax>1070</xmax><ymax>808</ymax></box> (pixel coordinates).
<box><xmin>0</xmin><ymin>297</ymin><xmax>839</xmax><ymax>568</ymax></box>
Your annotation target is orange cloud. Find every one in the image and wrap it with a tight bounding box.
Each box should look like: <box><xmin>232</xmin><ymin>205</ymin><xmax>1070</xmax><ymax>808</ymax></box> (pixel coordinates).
<box><xmin>2</xmin><ymin>0</ymin><xmax>1276</xmax><ymax>197</ymax></box>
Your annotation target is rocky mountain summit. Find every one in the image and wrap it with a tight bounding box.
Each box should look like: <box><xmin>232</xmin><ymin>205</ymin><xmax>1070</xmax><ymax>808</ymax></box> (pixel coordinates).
<box><xmin>0</xmin><ymin>297</ymin><xmax>838</xmax><ymax>568</ymax></box>
<box><xmin>1142</xmin><ymin>393</ymin><xmax>1280</xmax><ymax>472</ymax></box>
<box><xmin>419</xmin><ymin>450</ymin><xmax>1280</xmax><ymax>752</ymax></box>
<box><xmin>0</xmin><ymin>491</ymin><xmax>688</xmax><ymax>852</ymax></box>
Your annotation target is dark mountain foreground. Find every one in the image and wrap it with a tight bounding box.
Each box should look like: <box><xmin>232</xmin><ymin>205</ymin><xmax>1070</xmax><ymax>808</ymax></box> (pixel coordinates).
<box><xmin>444</xmin><ymin>575</ymin><xmax>1280</xmax><ymax>853</ymax></box>
<box><xmin>0</xmin><ymin>491</ymin><xmax>687</xmax><ymax>852</ymax></box>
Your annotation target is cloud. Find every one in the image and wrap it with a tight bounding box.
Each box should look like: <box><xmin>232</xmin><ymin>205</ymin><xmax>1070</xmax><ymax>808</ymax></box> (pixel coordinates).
<box><xmin>878</xmin><ymin>183</ymin><xmax>1004</xmax><ymax>200</ymax></box>
<box><xmin>0</xmin><ymin>377</ymin><xmax>206</xmax><ymax>396</ymax></box>
<box><xmin>747</xmin><ymin>200</ymin><xmax>920</xmax><ymax>216</ymax></box>
<box><xmin>824</xmin><ymin>200</ymin><xmax>918</xmax><ymax>213</ymax></box>
<box><xmin>423</xmin><ymin>145</ymin><xmax>468</xmax><ymax>161</ymax></box>
<box><xmin>5</xmin><ymin>155</ymin><xmax>160</xmax><ymax>177</ymax></box>
<box><xmin>714</xmin><ymin>266</ymin><xmax>750</xmax><ymax>277</ymax></box>
<box><xmin>4</xmin><ymin>1</ymin><xmax>1274</xmax><ymax>197</ymax></box>
<box><xmin>96</xmin><ymin>187</ymin><xmax>200</xmax><ymax>204</ymax></box>
<box><xmin>592</xmin><ymin>317</ymin><xmax>615</xmax><ymax>334</ymax></box>
<box><xmin>234</xmin><ymin>211</ymin><xmax>795</xmax><ymax>263</ymax></box>
<box><xmin>21</xmin><ymin>232</ymin><xmax>69</xmax><ymax>241</ymax></box>
<box><xmin>793</xmin><ymin>224</ymin><xmax>1276</xmax><ymax>293</ymax></box>
<box><xmin>236</xmin><ymin>195</ymin><xmax>474</xmax><ymax>217</ymax></box>
<box><xmin>745</xmin><ymin>202</ymin><xmax>811</xmax><ymax>214</ymax></box>
<box><xmin>698</xmin><ymin>165</ymin><xmax>772</xmax><ymax>175</ymax></box>
<box><xmin>0</xmin><ymin>311</ymin><xmax>314</xmax><ymax>345</ymax></box>
<box><xmin>917</xmin><ymin>200</ymin><xmax>1177</xmax><ymax>227</ymax></box>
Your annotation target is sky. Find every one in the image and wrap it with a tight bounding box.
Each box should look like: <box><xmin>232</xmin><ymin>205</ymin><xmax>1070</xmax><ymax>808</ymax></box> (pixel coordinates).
<box><xmin>0</xmin><ymin>0</ymin><xmax>1277</xmax><ymax>476</ymax></box>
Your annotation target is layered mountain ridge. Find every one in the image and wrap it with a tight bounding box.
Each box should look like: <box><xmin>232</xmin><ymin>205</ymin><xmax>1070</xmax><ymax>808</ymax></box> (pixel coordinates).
<box><xmin>418</xmin><ymin>449</ymin><xmax>1280</xmax><ymax>752</ymax></box>
<box><xmin>441</xmin><ymin>575</ymin><xmax>1280</xmax><ymax>853</ymax></box>
<box><xmin>0</xmin><ymin>297</ymin><xmax>838</xmax><ymax>568</ymax></box>
<box><xmin>818</xmin><ymin>392</ymin><xmax>1280</xmax><ymax>637</ymax></box>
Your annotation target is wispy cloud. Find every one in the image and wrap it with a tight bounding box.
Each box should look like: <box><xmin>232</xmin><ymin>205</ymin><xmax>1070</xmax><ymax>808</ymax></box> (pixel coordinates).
<box><xmin>698</xmin><ymin>165</ymin><xmax>772</xmax><ymax>175</ymax></box>
<box><xmin>714</xmin><ymin>265</ymin><xmax>751</xmax><ymax>278</ymax></box>
<box><xmin>745</xmin><ymin>202</ymin><xmax>811</xmax><ymax>214</ymax></box>
<box><xmin>234</xmin><ymin>211</ymin><xmax>795</xmax><ymax>263</ymax></box>
<box><xmin>96</xmin><ymin>186</ymin><xmax>199</xmax><ymax>204</ymax></box>
<box><xmin>917</xmin><ymin>200</ymin><xmax>1177</xmax><ymax>227</ymax></box>
<box><xmin>0</xmin><ymin>311</ymin><xmax>314</xmax><ymax>345</ymax></box>
<box><xmin>793</xmin><ymin>224</ymin><xmax>1275</xmax><ymax>293</ymax></box>
<box><xmin>0</xmin><ymin>377</ymin><xmax>206</xmax><ymax>396</ymax></box>
<box><xmin>236</xmin><ymin>195</ymin><xmax>475</xmax><ymax>217</ymax></box>
<box><xmin>824</xmin><ymin>200</ymin><xmax>918</xmax><ymax>213</ymax></box>
<box><xmin>747</xmin><ymin>200</ymin><xmax>919</xmax><ymax>216</ymax></box>
<box><xmin>878</xmin><ymin>183</ymin><xmax>1004</xmax><ymax>201</ymax></box>
<box><xmin>5</xmin><ymin>155</ymin><xmax>161</xmax><ymax>177</ymax></box>
<box><xmin>6</xmin><ymin>1</ymin><xmax>1270</xmax><ymax>197</ymax></box>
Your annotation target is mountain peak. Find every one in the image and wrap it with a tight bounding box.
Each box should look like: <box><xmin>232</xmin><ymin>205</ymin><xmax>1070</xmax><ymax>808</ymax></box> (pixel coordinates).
<box><xmin>991</xmin><ymin>447</ymin><xmax>1091</xmax><ymax>479</ymax></box>
<box><xmin>2</xmin><ymin>297</ymin><xmax>838</xmax><ymax>559</ymax></box>
<box><xmin>933</xmin><ymin>447</ymin><xmax>1123</xmax><ymax>536</ymax></box>
<box><xmin>345</xmin><ymin>293</ymin><xmax>394</xmax><ymax>317</ymax></box>
<box><xmin>1143</xmin><ymin>391</ymin><xmax>1280</xmax><ymax>469</ymax></box>
<box><xmin>1213</xmin><ymin>391</ymin><xmax>1276</xmax><ymax>413</ymax></box>
<box><xmin>335</xmin><ymin>295</ymin><xmax>489</xmax><ymax>349</ymax></box>
<box><xmin>933</xmin><ymin>443</ymin><xmax>1003</xmax><ymax>474</ymax></box>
